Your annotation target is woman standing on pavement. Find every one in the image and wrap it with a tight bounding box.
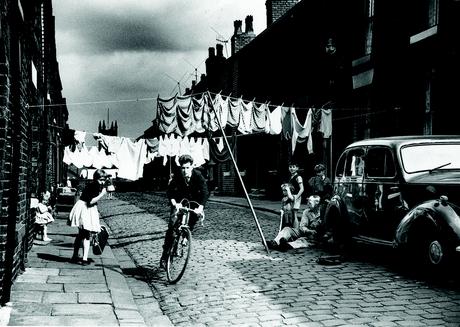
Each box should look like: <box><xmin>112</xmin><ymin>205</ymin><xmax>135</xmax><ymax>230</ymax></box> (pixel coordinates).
<box><xmin>69</xmin><ymin>169</ymin><xmax>108</xmax><ymax>265</ymax></box>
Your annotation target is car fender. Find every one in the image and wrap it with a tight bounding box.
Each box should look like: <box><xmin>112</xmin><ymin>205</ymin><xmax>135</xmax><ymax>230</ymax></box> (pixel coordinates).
<box><xmin>395</xmin><ymin>198</ymin><xmax>460</xmax><ymax>247</ymax></box>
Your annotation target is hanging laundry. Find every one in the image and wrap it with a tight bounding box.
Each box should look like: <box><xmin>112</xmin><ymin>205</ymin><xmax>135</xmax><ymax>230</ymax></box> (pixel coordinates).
<box><xmin>192</xmin><ymin>96</ymin><xmax>206</xmax><ymax>133</ymax></box>
<box><xmin>252</xmin><ymin>102</ymin><xmax>267</xmax><ymax>132</ymax></box>
<box><xmin>81</xmin><ymin>145</ymin><xmax>94</xmax><ymax>168</ymax></box>
<box><xmin>319</xmin><ymin>108</ymin><xmax>332</xmax><ymax>138</ymax></box>
<box><xmin>190</xmin><ymin>137</ymin><xmax>206</xmax><ymax>167</ymax></box>
<box><xmin>208</xmin><ymin>132</ymin><xmax>236</xmax><ymax>163</ymax></box>
<box><xmin>311</xmin><ymin>107</ymin><xmax>322</xmax><ymax>131</ymax></box>
<box><xmin>89</xmin><ymin>146</ymin><xmax>104</xmax><ymax>169</ymax></box>
<box><xmin>214</xmin><ymin>137</ymin><xmax>225</xmax><ymax>152</ymax></box>
<box><xmin>217</xmin><ymin>94</ymin><xmax>229</xmax><ymax>129</ymax></box>
<box><xmin>238</xmin><ymin>100</ymin><xmax>253</xmax><ymax>134</ymax></box>
<box><xmin>281</xmin><ymin>106</ymin><xmax>293</xmax><ymax>140</ymax></box>
<box><xmin>74</xmin><ymin>130</ymin><xmax>87</xmax><ymax>144</ymax></box>
<box><xmin>265</xmin><ymin>106</ymin><xmax>282</xmax><ymax>135</ymax></box>
<box><xmin>203</xmin><ymin>95</ymin><xmax>218</xmax><ymax>132</ymax></box>
<box><xmin>93</xmin><ymin>133</ymin><xmax>123</xmax><ymax>154</ymax></box>
<box><xmin>157</xmin><ymin>95</ymin><xmax>178</xmax><ymax>134</ymax></box>
<box><xmin>63</xmin><ymin>146</ymin><xmax>74</xmax><ymax>166</ymax></box>
<box><xmin>291</xmin><ymin>108</ymin><xmax>313</xmax><ymax>154</ymax></box>
<box><xmin>176</xmin><ymin>95</ymin><xmax>193</xmax><ymax>136</ymax></box>
<box><xmin>114</xmin><ymin>138</ymin><xmax>147</xmax><ymax>181</ymax></box>
<box><xmin>145</xmin><ymin>138</ymin><xmax>159</xmax><ymax>153</ymax></box>
<box><xmin>227</xmin><ymin>97</ymin><xmax>242</xmax><ymax>127</ymax></box>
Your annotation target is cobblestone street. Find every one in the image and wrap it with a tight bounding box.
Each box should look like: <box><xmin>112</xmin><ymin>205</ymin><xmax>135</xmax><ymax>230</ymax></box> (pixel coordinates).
<box><xmin>99</xmin><ymin>193</ymin><xmax>460</xmax><ymax>327</ymax></box>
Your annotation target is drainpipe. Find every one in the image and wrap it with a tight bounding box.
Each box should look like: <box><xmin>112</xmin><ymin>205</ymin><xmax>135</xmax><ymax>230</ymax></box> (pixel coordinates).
<box><xmin>2</xmin><ymin>1</ymin><xmax>21</xmax><ymax>305</ymax></box>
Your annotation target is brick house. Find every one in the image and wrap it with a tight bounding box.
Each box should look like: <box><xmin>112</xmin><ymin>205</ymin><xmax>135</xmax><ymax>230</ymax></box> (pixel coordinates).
<box><xmin>0</xmin><ymin>0</ymin><xmax>68</xmax><ymax>303</ymax></box>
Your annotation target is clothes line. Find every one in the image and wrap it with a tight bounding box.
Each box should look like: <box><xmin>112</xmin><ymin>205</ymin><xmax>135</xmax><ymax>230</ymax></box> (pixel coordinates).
<box><xmin>155</xmin><ymin>92</ymin><xmax>331</xmax><ymax>155</ymax></box>
<box><xmin>26</xmin><ymin>97</ymin><xmax>158</xmax><ymax>108</ymax></box>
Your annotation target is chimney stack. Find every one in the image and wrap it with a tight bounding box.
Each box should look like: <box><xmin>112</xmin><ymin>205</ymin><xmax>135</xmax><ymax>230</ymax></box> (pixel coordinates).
<box><xmin>231</xmin><ymin>16</ymin><xmax>257</xmax><ymax>55</ymax></box>
<box><xmin>245</xmin><ymin>15</ymin><xmax>254</xmax><ymax>34</ymax></box>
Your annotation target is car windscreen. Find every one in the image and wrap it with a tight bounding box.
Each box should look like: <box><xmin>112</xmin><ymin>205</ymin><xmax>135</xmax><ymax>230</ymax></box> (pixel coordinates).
<box><xmin>400</xmin><ymin>143</ymin><xmax>460</xmax><ymax>173</ymax></box>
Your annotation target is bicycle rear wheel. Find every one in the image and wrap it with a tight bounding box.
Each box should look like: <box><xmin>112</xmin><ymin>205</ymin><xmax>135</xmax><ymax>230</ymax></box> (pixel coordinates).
<box><xmin>166</xmin><ymin>227</ymin><xmax>192</xmax><ymax>284</ymax></box>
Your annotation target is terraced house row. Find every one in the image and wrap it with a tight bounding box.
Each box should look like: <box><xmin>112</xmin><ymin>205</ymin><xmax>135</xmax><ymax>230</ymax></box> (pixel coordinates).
<box><xmin>143</xmin><ymin>0</ymin><xmax>460</xmax><ymax>197</ymax></box>
<box><xmin>0</xmin><ymin>0</ymin><xmax>68</xmax><ymax>303</ymax></box>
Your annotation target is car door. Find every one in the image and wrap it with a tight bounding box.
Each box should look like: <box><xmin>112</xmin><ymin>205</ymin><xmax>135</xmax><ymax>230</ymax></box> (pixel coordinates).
<box><xmin>334</xmin><ymin>147</ymin><xmax>367</xmax><ymax>234</ymax></box>
<box><xmin>363</xmin><ymin>146</ymin><xmax>399</xmax><ymax>240</ymax></box>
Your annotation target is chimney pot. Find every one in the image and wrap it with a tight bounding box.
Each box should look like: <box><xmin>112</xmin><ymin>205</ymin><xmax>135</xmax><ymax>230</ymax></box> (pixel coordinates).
<box><xmin>216</xmin><ymin>44</ymin><xmax>224</xmax><ymax>57</ymax></box>
<box><xmin>233</xmin><ymin>20</ymin><xmax>243</xmax><ymax>35</ymax></box>
<box><xmin>208</xmin><ymin>47</ymin><xmax>216</xmax><ymax>58</ymax></box>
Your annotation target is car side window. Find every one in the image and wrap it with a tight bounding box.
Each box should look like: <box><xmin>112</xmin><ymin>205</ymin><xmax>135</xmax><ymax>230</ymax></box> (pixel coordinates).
<box><xmin>366</xmin><ymin>147</ymin><xmax>395</xmax><ymax>178</ymax></box>
<box><xmin>344</xmin><ymin>148</ymin><xmax>365</xmax><ymax>177</ymax></box>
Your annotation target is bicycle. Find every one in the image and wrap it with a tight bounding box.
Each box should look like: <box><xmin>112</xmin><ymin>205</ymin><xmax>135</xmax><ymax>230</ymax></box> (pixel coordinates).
<box><xmin>165</xmin><ymin>199</ymin><xmax>203</xmax><ymax>284</ymax></box>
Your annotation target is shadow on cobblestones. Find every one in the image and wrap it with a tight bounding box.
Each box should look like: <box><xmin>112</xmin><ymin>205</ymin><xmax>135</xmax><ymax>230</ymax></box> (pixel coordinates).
<box><xmin>100</xmin><ymin>193</ymin><xmax>460</xmax><ymax>327</ymax></box>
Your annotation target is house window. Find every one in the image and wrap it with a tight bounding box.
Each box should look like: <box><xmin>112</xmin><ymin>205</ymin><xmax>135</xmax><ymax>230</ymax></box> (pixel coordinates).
<box><xmin>364</xmin><ymin>0</ymin><xmax>374</xmax><ymax>55</ymax></box>
<box><xmin>410</xmin><ymin>0</ymin><xmax>439</xmax><ymax>36</ymax></box>
<box><xmin>32</xmin><ymin>62</ymin><xmax>38</xmax><ymax>89</ymax></box>
<box><xmin>424</xmin><ymin>78</ymin><xmax>433</xmax><ymax>134</ymax></box>
<box><xmin>428</xmin><ymin>0</ymin><xmax>439</xmax><ymax>27</ymax></box>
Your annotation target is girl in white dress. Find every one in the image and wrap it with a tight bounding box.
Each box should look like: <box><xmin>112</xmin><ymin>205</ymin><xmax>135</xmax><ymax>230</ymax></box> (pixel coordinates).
<box><xmin>69</xmin><ymin>169</ymin><xmax>108</xmax><ymax>265</ymax></box>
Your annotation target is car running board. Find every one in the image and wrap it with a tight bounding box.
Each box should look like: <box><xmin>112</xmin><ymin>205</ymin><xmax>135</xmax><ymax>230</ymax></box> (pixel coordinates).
<box><xmin>352</xmin><ymin>235</ymin><xmax>394</xmax><ymax>248</ymax></box>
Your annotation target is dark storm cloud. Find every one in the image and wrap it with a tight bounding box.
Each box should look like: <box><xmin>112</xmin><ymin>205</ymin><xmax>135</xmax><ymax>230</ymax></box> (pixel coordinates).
<box><xmin>81</xmin><ymin>15</ymin><xmax>185</xmax><ymax>53</ymax></box>
<box><xmin>56</xmin><ymin>2</ymin><xmax>207</xmax><ymax>54</ymax></box>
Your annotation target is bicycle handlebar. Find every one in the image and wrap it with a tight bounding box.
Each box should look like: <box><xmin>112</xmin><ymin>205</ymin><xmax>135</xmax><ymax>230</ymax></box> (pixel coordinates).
<box><xmin>175</xmin><ymin>199</ymin><xmax>205</xmax><ymax>226</ymax></box>
<box><xmin>178</xmin><ymin>199</ymin><xmax>201</xmax><ymax>208</ymax></box>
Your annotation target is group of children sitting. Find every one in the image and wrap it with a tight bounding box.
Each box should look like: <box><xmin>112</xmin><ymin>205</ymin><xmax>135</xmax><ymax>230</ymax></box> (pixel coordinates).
<box><xmin>267</xmin><ymin>162</ymin><xmax>332</xmax><ymax>251</ymax></box>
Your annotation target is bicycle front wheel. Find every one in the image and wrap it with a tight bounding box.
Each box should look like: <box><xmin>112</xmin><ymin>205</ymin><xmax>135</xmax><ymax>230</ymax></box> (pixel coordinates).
<box><xmin>166</xmin><ymin>227</ymin><xmax>192</xmax><ymax>284</ymax></box>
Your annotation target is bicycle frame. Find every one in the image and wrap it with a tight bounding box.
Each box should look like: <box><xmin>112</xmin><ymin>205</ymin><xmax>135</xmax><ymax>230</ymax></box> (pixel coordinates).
<box><xmin>165</xmin><ymin>198</ymin><xmax>200</xmax><ymax>284</ymax></box>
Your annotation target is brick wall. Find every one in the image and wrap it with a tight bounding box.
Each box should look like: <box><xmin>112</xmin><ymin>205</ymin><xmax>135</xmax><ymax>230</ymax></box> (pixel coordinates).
<box><xmin>0</xmin><ymin>57</ymin><xmax>11</xmax><ymax>296</ymax></box>
<box><xmin>266</xmin><ymin>0</ymin><xmax>299</xmax><ymax>26</ymax></box>
<box><xmin>0</xmin><ymin>0</ymin><xmax>68</xmax><ymax>303</ymax></box>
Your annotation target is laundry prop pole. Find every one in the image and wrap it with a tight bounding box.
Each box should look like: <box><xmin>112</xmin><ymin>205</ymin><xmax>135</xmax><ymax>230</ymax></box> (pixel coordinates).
<box><xmin>207</xmin><ymin>91</ymin><xmax>270</xmax><ymax>254</ymax></box>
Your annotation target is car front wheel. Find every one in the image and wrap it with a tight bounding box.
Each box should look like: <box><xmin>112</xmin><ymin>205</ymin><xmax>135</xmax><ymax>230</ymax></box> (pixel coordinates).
<box><xmin>427</xmin><ymin>239</ymin><xmax>444</xmax><ymax>266</ymax></box>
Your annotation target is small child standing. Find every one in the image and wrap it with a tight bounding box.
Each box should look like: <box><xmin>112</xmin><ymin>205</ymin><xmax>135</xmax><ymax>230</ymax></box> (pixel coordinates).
<box><xmin>106</xmin><ymin>177</ymin><xmax>115</xmax><ymax>199</ymax></box>
<box><xmin>35</xmin><ymin>191</ymin><xmax>54</xmax><ymax>242</ymax></box>
<box><xmin>288</xmin><ymin>162</ymin><xmax>304</xmax><ymax>224</ymax></box>
<box><xmin>280</xmin><ymin>183</ymin><xmax>298</xmax><ymax>231</ymax></box>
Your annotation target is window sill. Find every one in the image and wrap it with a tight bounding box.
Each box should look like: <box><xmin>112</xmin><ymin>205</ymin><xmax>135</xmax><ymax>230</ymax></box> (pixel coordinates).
<box><xmin>410</xmin><ymin>25</ymin><xmax>438</xmax><ymax>45</ymax></box>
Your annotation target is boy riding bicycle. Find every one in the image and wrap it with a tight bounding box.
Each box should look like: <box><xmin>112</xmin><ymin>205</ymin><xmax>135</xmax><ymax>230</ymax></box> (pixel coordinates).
<box><xmin>160</xmin><ymin>154</ymin><xmax>209</xmax><ymax>268</ymax></box>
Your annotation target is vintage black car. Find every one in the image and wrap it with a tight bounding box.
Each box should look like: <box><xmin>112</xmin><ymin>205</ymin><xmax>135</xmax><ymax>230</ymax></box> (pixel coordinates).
<box><xmin>325</xmin><ymin>135</ymin><xmax>460</xmax><ymax>266</ymax></box>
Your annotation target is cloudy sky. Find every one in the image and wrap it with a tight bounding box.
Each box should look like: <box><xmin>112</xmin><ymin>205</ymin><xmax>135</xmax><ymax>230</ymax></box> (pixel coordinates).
<box><xmin>53</xmin><ymin>0</ymin><xmax>266</xmax><ymax>140</ymax></box>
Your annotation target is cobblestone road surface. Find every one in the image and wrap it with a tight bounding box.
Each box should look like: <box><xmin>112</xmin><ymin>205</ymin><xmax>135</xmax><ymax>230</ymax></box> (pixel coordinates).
<box><xmin>99</xmin><ymin>193</ymin><xmax>460</xmax><ymax>327</ymax></box>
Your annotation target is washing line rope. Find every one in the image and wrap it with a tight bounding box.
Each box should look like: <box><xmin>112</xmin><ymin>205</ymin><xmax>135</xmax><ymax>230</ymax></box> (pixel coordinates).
<box><xmin>27</xmin><ymin>92</ymin><xmax>395</xmax><ymax>122</ymax></box>
<box><xmin>27</xmin><ymin>97</ymin><xmax>158</xmax><ymax>108</ymax></box>
<box><xmin>27</xmin><ymin>91</ymin><xmax>371</xmax><ymax>111</ymax></box>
